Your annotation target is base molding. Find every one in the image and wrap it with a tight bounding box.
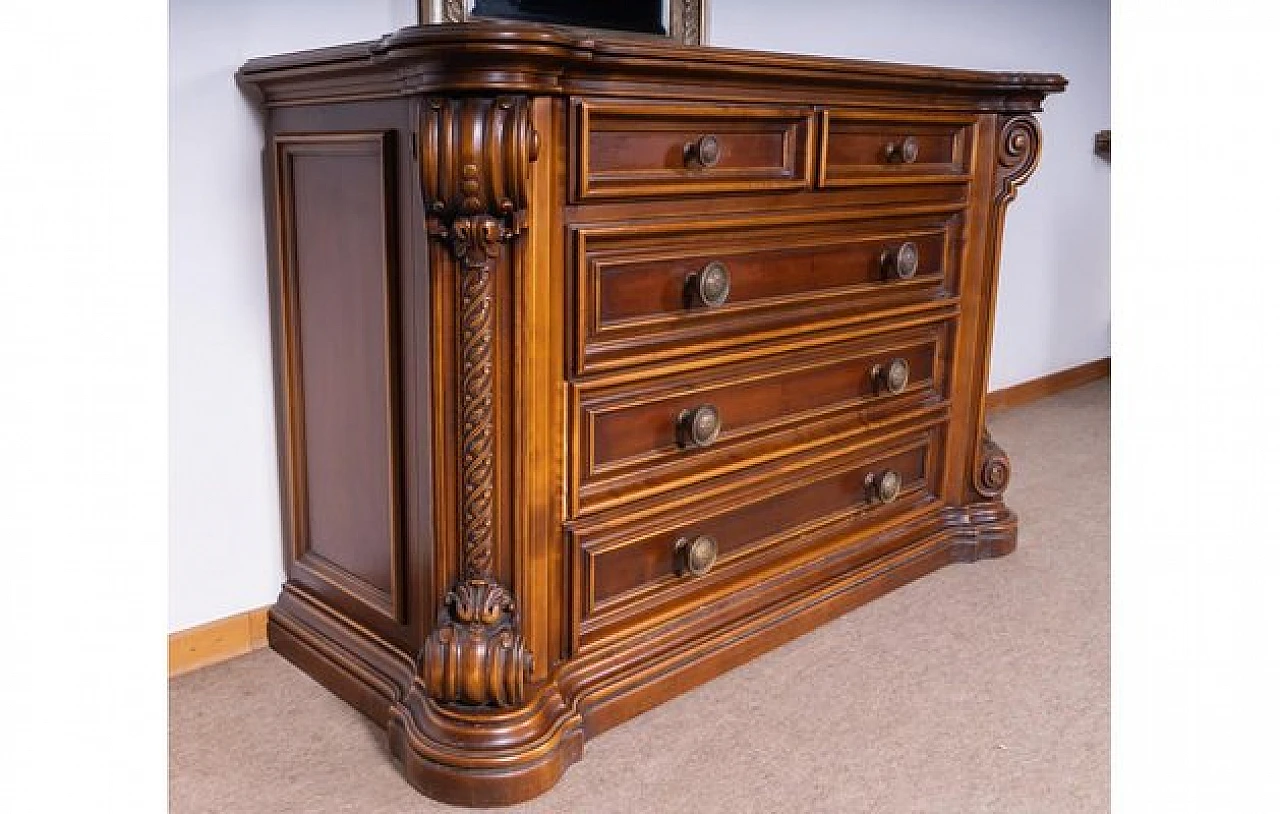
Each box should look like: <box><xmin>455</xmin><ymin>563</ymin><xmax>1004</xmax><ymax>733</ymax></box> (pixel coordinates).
<box><xmin>264</xmin><ymin>499</ymin><xmax>1018</xmax><ymax>805</ymax></box>
<box><xmin>268</xmin><ymin>587</ymin><xmax>416</xmax><ymax>726</ymax></box>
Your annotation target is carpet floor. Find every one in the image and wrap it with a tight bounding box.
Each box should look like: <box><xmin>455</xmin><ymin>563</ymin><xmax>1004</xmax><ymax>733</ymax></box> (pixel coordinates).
<box><xmin>170</xmin><ymin>379</ymin><xmax>1110</xmax><ymax>813</ymax></box>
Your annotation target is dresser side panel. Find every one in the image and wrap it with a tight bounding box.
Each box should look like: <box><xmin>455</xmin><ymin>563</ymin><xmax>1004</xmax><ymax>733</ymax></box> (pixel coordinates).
<box><xmin>267</xmin><ymin>99</ymin><xmax>431</xmax><ymax>651</ymax></box>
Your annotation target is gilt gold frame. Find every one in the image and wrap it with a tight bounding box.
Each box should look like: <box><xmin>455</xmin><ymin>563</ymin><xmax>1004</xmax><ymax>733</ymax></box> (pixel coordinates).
<box><xmin>419</xmin><ymin>0</ymin><xmax>707</xmax><ymax>46</ymax></box>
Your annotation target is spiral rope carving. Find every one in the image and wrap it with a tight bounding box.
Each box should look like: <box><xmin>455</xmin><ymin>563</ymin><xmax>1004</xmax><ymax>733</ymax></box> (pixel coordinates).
<box><xmin>457</xmin><ymin>238</ymin><xmax>497</xmax><ymax>578</ymax></box>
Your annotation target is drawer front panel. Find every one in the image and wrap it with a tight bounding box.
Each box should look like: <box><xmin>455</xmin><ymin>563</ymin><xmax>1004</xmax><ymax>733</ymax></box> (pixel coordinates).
<box><xmin>819</xmin><ymin>111</ymin><xmax>975</xmax><ymax>186</ymax></box>
<box><xmin>574</xmin><ymin>100</ymin><xmax>813</xmax><ymax>200</ymax></box>
<box><xmin>573</xmin><ymin>210</ymin><xmax>962</xmax><ymax>375</ymax></box>
<box><xmin>572</xmin><ymin>424</ymin><xmax>944</xmax><ymax>649</ymax></box>
<box><xmin>572</xmin><ymin>320</ymin><xmax>951</xmax><ymax>515</ymax></box>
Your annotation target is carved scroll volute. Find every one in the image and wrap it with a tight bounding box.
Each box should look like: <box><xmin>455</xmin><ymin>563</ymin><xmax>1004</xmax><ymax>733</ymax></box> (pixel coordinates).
<box><xmin>975</xmin><ymin>426</ymin><xmax>1012</xmax><ymax>499</ymax></box>
<box><xmin>994</xmin><ymin>114</ymin><xmax>1043</xmax><ymax>206</ymax></box>
<box><xmin>419</xmin><ymin>97</ymin><xmax>538</xmax><ymax>708</ymax></box>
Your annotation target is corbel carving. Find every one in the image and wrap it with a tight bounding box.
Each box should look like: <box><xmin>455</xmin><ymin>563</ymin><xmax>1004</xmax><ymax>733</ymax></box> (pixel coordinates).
<box><xmin>974</xmin><ymin>426</ymin><xmax>1012</xmax><ymax>499</ymax></box>
<box><xmin>969</xmin><ymin>115</ymin><xmax>1039</xmax><ymax>502</ymax></box>
<box><xmin>420</xmin><ymin>96</ymin><xmax>539</xmax><ymax>236</ymax></box>
<box><xmin>418</xmin><ymin>96</ymin><xmax>538</xmax><ymax>707</ymax></box>
<box><xmin>994</xmin><ymin>114</ymin><xmax>1043</xmax><ymax>206</ymax></box>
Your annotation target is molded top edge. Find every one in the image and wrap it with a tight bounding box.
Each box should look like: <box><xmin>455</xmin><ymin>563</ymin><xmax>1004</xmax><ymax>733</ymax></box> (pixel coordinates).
<box><xmin>237</xmin><ymin>21</ymin><xmax>1067</xmax><ymax>100</ymax></box>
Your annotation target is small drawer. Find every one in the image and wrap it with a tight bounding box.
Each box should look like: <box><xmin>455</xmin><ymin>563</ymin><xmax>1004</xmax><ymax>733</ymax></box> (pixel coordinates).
<box><xmin>571</xmin><ymin>320</ymin><xmax>951</xmax><ymax>515</ymax></box>
<box><xmin>573</xmin><ymin>99</ymin><xmax>813</xmax><ymax>200</ymax></box>
<box><xmin>818</xmin><ymin>110</ymin><xmax>975</xmax><ymax>187</ymax></box>
<box><xmin>572</xmin><ymin>210</ymin><xmax>962</xmax><ymax>376</ymax></box>
<box><xmin>570</xmin><ymin>424</ymin><xmax>944</xmax><ymax>649</ymax></box>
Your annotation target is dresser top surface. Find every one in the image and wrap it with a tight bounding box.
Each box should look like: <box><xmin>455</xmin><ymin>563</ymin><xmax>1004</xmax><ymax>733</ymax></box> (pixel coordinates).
<box><xmin>238</xmin><ymin>22</ymin><xmax>1066</xmax><ymax>111</ymax></box>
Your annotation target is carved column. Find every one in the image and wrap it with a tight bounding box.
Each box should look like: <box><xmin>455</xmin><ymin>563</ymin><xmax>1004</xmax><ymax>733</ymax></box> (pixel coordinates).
<box><xmin>418</xmin><ymin>96</ymin><xmax>539</xmax><ymax>707</ymax></box>
<box><xmin>968</xmin><ymin>114</ymin><xmax>1040</xmax><ymax>503</ymax></box>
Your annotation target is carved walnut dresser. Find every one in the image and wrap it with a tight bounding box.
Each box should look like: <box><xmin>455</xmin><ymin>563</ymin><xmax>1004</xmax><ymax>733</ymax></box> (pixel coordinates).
<box><xmin>238</xmin><ymin>23</ymin><xmax>1064</xmax><ymax>806</ymax></box>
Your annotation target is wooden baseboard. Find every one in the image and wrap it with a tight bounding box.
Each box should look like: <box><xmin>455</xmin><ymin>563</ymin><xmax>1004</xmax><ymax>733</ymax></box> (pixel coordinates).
<box><xmin>169</xmin><ymin>607</ymin><xmax>270</xmax><ymax>678</ymax></box>
<box><xmin>987</xmin><ymin>357</ymin><xmax>1110</xmax><ymax>413</ymax></box>
<box><xmin>168</xmin><ymin>359</ymin><xmax>1106</xmax><ymax>679</ymax></box>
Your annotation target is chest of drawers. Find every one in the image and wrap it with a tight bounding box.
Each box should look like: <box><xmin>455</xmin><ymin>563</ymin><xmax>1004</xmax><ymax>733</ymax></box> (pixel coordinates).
<box><xmin>239</xmin><ymin>23</ymin><xmax>1064</xmax><ymax>806</ymax></box>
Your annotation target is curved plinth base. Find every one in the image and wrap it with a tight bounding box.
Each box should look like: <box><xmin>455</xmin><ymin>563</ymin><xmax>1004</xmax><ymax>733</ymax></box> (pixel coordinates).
<box><xmin>268</xmin><ymin>500</ymin><xmax>1017</xmax><ymax>807</ymax></box>
<box><xmin>386</xmin><ymin>683</ymin><xmax>584</xmax><ymax>807</ymax></box>
<box><xmin>944</xmin><ymin>499</ymin><xmax>1019</xmax><ymax>562</ymax></box>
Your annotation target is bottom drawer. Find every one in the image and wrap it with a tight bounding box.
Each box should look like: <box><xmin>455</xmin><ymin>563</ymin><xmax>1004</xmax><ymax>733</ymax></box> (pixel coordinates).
<box><xmin>570</xmin><ymin>422</ymin><xmax>944</xmax><ymax>649</ymax></box>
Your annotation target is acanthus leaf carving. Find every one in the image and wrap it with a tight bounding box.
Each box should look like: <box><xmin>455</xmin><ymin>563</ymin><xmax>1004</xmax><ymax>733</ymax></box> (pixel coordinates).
<box><xmin>422</xmin><ymin>578</ymin><xmax>532</xmax><ymax>707</ymax></box>
<box><xmin>450</xmin><ymin>214</ymin><xmax>507</xmax><ymax>271</ymax></box>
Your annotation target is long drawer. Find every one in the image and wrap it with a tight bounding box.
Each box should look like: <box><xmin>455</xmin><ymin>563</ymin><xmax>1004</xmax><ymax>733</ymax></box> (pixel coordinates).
<box><xmin>569</xmin><ymin>422</ymin><xmax>945</xmax><ymax>650</ymax></box>
<box><xmin>570</xmin><ymin>319</ymin><xmax>953</xmax><ymax>516</ymax></box>
<box><xmin>571</xmin><ymin>209</ymin><xmax>963</xmax><ymax>376</ymax></box>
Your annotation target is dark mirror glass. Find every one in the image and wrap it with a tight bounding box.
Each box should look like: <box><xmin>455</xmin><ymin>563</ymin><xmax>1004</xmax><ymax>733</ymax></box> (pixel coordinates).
<box><xmin>470</xmin><ymin>0</ymin><xmax>667</xmax><ymax>36</ymax></box>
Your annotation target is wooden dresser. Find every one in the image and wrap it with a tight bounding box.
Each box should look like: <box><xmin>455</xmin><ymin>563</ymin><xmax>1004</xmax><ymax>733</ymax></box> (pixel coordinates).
<box><xmin>239</xmin><ymin>23</ymin><xmax>1064</xmax><ymax>806</ymax></box>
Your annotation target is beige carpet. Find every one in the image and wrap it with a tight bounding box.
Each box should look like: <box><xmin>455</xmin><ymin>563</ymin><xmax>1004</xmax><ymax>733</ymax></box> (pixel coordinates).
<box><xmin>170</xmin><ymin>379</ymin><xmax>1110</xmax><ymax>813</ymax></box>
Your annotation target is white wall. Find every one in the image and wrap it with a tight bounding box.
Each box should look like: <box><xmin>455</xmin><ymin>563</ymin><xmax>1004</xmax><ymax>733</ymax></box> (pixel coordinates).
<box><xmin>169</xmin><ymin>0</ymin><xmax>416</xmax><ymax>632</ymax></box>
<box><xmin>170</xmin><ymin>0</ymin><xmax>1109</xmax><ymax>632</ymax></box>
<box><xmin>709</xmin><ymin>0</ymin><xmax>1111</xmax><ymax>389</ymax></box>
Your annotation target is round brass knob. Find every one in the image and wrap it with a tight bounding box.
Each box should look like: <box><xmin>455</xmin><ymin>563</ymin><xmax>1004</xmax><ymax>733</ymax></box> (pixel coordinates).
<box><xmin>689</xmin><ymin>261</ymin><xmax>731</xmax><ymax>308</ymax></box>
<box><xmin>686</xmin><ymin>134</ymin><xmax>721</xmax><ymax>169</ymax></box>
<box><xmin>881</xmin><ymin>242</ymin><xmax>919</xmax><ymax>280</ymax></box>
<box><xmin>884</xmin><ymin>136</ymin><xmax>920</xmax><ymax>164</ymax></box>
<box><xmin>676</xmin><ymin>535</ymin><xmax>718</xmax><ymax>577</ymax></box>
<box><xmin>677</xmin><ymin>404</ymin><xmax>722</xmax><ymax>448</ymax></box>
<box><xmin>871</xmin><ymin>358</ymin><xmax>910</xmax><ymax>395</ymax></box>
<box><xmin>866</xmin><ymin>470</ymin><xmax>902</xmax><ymax>504</ymax></box>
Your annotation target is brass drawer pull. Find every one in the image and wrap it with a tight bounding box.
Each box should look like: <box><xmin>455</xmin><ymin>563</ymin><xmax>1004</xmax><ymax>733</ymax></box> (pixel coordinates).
<box><xmin>871</xmin><ymin>358</ymin><xmax>910</xmax><ymax>395</ymax></box>
<box><xmin>881</xmin><ymin>241</ymin><xmax>919</xmax><ymax>280</ymax></box>
<box><xmin>685</xmin><ymin>134</ymin><xmax>721</xmax><ymax>168</ymax></box>
<box><xmin>865</xmin><ymin>470</ymin><xmax>902</xmax><ymax>504</ymax></box>
<box><xmin>677</xmin><ymin>404</ymin><xmax>722</xmax><ymax>448</ymax></box>
<box><xmin>676</xmin><ymin>535</ymin><xmax>719</xmax><ymax>577</ymax></box>
<box><xmin>687</xmin><ymin>260</ymin><xmax>731</xmax><ymax>308</ymax></box>
<box><xmin>884</xmin><ymin>136</ymin><xmax>920</xmax><ymax>164</ymax></box>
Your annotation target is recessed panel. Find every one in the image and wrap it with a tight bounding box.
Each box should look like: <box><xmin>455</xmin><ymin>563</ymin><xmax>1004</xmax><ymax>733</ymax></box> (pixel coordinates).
<box><xmin>277</xmin><ymin>132</ymin><xmax>404</xmax><ymax>623</ymax></box>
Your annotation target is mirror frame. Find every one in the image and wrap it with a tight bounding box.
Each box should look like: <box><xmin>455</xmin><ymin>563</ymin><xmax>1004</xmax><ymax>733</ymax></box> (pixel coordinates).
<box><xmin>419</xmin><ymin>0</ymin><xmax>707</xmax><ymax>46</ymax></box>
